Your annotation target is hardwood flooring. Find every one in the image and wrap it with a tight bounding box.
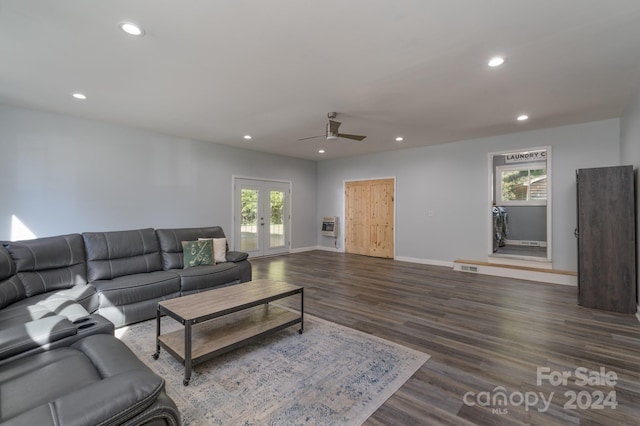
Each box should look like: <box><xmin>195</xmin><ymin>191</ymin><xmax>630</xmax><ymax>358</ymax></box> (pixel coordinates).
<box><xmin>250</xmin><ymin>251</ymin><xmax>640</xmax><ymax>426</ymax></box>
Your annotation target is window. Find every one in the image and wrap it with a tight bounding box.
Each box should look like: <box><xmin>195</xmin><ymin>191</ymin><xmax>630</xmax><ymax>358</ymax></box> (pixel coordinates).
<box><xmin>496</xmin><ymin>162</ymin><xmax>547</xmax><ymax>206</ymax></box>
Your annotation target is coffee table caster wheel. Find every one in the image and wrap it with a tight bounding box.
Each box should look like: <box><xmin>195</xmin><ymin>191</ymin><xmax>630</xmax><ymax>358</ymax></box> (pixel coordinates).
<box><xmin>152</xmin><ymin>352</ymin><xmax>159</xmax><ymax>360</ymax></box>
<box><xmin>298</xmin><ymin>329</ymin><xmax>303</xmax><ymax>334</ymax></box>
<box><xmin>183</xmin><ymin>378</ymin><xmax>190</xmax><ymax>386</ymax></box>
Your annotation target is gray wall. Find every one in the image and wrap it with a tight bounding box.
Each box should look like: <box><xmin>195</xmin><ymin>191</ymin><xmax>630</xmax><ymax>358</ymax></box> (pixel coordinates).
<box><xmin>317</xmin><ymin>119</ymin><xmax>621</xmax><ymax>271</ymax></box>
<box><xmin>501</xmin><ymin>206</ymin><xmax>546</xmax><ymax>242</ymax></box>
<box><xmin>0</xmin><ymin>104</ymin><xmax>318</xmax><ymax>250</ymax></box>
<box><xmin>0</xmin><ymin>101</ymin><xmax>629</xmax><ymax>274</ymax></box>
<box><xmin>620</xmin><ymin>89</ymin><xmax>640</xmax><ymax>311</ymax></box>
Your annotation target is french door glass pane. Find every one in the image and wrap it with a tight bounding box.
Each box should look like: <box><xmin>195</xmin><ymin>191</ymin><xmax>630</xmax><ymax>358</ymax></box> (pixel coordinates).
<box><xmin>241</xmin><ymin>188</ymin><xmax>259</xmax><ymax>251</ymax></box>
<box><xmin>270</xmin><ymin>190</ymin><xmax>285</xmax><ymax>248</ymax></box>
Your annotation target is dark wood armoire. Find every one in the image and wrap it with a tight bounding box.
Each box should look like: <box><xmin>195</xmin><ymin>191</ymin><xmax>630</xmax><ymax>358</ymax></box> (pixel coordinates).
<box><xmin>576</xmin><ymin>165</ymin><xmax>636</xmax><ymax>313</ymax></box>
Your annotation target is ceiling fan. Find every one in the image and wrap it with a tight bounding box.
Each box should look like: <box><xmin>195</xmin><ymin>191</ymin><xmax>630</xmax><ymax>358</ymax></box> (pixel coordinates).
<box><xmin>297</xmin><ymin>112</ymin><xmax>367</xmax><ymax>141</ymax></box>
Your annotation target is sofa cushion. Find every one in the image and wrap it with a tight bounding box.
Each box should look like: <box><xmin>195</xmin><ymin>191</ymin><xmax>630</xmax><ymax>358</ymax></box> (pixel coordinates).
<box><xmin>3</xmin><ymin>234</ymin><xmax>87</xmax><ymax>298</ymax></box>
<box><xmin>6</xmin><ymin>284</ymin><xmax>96</xmax><ymax>314</ymax></box>
<box><xmin>83</xmin><ymin>228</ymin><xmax>163</xmax><ymax>281</ymax></box>
<box><xmin>1</xmin><ymin>294</ymin><xmax>92</xmax><ymax>327</ymax></box>
<box><xmin>156</xmin><ymin>226</ymin><xmax>228</xmax><ymax>270</ymax></box>
<box><xmin>98</xmin><ymin>296</ymin><xmax>179</xmax><ymax>329</ymax></box>
<box><xmin>0</xmin><ymin>315</ymin><xmax>77</xmax><ymax>362</ymax></box>
<box><xmin>0</xmin><ymin>334</ymin><xmax>170</xmax><ymax>425</ymax></box>
<box><xmin>92</xmin><ymin>271</ymin><xmax>180</xmax><ymax>308</ymax></box>
<box><xmin>0</xmin><ymin>347</ymin><xmax>102</xmax><ymax>422</ymax></box>
<box><xmin>182</xmin><ymin>239</ymin><xmax>214</xmax><ymax>268</ymax></box>
<box><xmin>0</xmin><ymin>275</ymin><xmax>25</xmax><ymax>311</ymax></box>
<box><xmin>0</xmin><ymin>245</ymin><xmax>15</xmax><ymax>281</ymax></box>
<box><xmin>0</xmin><ymin>245</ymin><xmax>24</xmax><ymax>310</ymax></box>
<box><xmin>177</xmin><ymin>262</ymin><xmax>241</xmax><ymax>294</ymax></box>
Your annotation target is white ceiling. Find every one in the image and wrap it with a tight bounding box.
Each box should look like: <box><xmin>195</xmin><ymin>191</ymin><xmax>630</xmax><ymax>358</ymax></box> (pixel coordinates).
<box><xmin>2</xmin><ymin>1</ymin><xmax>640</xmax><ymax>160</ymax></box>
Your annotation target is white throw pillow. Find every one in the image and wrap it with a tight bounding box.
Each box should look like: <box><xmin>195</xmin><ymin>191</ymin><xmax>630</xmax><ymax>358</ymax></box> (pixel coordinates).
<box><xmin>199</xmin><ymin>237</ymin><xmax>227</xmax><ymax>263</ymax></box>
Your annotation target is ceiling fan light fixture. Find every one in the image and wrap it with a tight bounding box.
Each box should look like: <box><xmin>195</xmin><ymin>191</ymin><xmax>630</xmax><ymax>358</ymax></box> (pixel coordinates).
<box><xmin>298</xmin><ymin>112</ymin><xmax>367</xmax><ymax>142</ymax></box>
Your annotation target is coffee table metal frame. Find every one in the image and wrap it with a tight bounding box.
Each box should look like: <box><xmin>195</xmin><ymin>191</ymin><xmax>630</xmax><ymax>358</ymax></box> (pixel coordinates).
<box><xmin>153</xmin><ymin>280</ymin><xmax>304</xmax><ymax>386</ymax></box>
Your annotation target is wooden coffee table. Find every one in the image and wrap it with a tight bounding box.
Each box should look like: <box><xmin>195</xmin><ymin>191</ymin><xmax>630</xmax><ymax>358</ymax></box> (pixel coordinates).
<box><xmin>153</xmin><ymin>279</ymin><xmax>304</xmax><ymax>386</ymax></box>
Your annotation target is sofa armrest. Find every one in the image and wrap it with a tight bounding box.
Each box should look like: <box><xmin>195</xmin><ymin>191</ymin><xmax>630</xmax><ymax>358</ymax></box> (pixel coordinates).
<box><xmin>0</xmin><ymin>315</ymin><xmax>76</xmax><ymax>361</ymax></box>
<box><xmin>226</xmin><ymin>251</ymin><xmax>249</xmax><ymax>262</ymax></box>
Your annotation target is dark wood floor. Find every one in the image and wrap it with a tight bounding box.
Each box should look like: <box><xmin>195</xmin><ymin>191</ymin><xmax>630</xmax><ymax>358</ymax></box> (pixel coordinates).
<box><xmin>250</xmin><ymin>251</ymin><xmax>640</xmax><ymax>426</ymax></box>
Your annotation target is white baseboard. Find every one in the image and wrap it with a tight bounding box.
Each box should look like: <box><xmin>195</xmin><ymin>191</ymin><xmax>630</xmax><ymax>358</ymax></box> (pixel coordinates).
<box><xmin>394</xmin><ymin>256</ymin><xmax>454</xmax><ymax>268</ymax></box>
<box><xmin>290</xmin><ymin>245</ymin><xmax>344</xmax><ymax>254</ymax></box>
<box><xmin>289</xmin><ymin>246</ymin><xmax>319</xmax><ymax>254</ymax></box>
<box><xmin>315</xmin><ymin>245</ymin><xmax>344</xmax><ymax>253</ymax></box>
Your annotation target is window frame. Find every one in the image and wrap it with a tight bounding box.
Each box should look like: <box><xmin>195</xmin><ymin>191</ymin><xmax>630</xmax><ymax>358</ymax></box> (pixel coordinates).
<box><xmin>495</xmin><ymin>162</ymin><xmax>547</xmax><ymax>206</ymax></box>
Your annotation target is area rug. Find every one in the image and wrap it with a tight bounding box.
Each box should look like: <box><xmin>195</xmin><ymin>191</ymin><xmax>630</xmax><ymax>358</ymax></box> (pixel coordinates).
<box><xmin>117</xmin><ymin>312</ymin><xmax>430</xmax><ymax>425</ymax></box>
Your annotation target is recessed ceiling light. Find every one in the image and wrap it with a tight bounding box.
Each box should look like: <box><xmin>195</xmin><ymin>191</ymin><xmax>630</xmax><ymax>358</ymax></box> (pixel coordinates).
<box><xmin>395</xmin><ymin>137</ymin><xmax>404</xmax><ymax>142</ymax></box>
<box><xmin>243</xmin><ymin>135</ymin><xmax>252</xmax><ymax>140</ymax></box>
<box><xmin>517</xmin><ymin>114</ymin><xmax>529</xmax><ymax>121</ymax></box>
<box><xmin>488</xmin><ymin>56</ymin><xmax>505</xmax><ymax>67</ymax></box>
<box><xmin>72</xmin><ymin>93</ymin><xmax>87</xmax><ymax>100</ymax></box>
<box><xmin>119</xmin><ymin>22</ymin><xmax>144</xmax><ymax>36</ymax></box>
<box><xmin>318</xmin><ymin>149</ymin><xmax>325</xmax><ymax>154</ymax></box>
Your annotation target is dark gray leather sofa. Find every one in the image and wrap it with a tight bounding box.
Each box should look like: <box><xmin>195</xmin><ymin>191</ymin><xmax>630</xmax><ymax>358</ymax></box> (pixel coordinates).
<box><xmin>83</xmin><ymin>226</ymin><xmax>251</xmax><ymax>327</ymax></box>
<box><xmin>155</xmin><ymin>226</ymin><xmax>251</xmax><ymax>294</ymax></box>
<box><xmin>0</xmin><ymin>225</ymin><xmax>250</xmax><ymax>425</ymax></box>
<box><xmin>0</xmin><ymin>334</ymin><xmax>180</xmax><ymax>425</ymax></box>
<box><xmin>0</xmin><ymin>235</ymin><xmax>113</xmax><ymax>364</ymax></box>
<box><xmin>0</xmin><ymin>234</ymin><xmax>183</xmax><ymax>425</ymax></box>
<box><xmin>82</xmin><ymin>228</ymin><xmax>182</xmax><ymax>328</ymax></box>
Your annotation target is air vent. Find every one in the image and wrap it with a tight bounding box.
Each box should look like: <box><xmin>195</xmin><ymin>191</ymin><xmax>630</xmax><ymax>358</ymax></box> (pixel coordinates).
<box><xmin>461</xmin><ymin>265</ymin><xmax>479</xmax><ymax>273</ymax></box>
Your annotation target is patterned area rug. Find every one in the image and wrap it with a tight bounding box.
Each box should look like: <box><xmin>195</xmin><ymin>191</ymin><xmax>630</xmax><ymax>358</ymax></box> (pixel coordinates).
<box><xmin>117</xmin><ymin>312</ymin><xmax>430</xmax><ymax>425</ymax></box>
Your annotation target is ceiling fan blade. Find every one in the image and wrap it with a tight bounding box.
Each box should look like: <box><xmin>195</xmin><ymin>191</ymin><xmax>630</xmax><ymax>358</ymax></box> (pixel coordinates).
<box><xmin>296</xmin><ymin>135</ymin><xmax>325</xmax><ymax>141</ymax></box>
<box><xmin>328</xmin><ymin>120</ymin><xmax>341</xmax><ymax>134</ymax></box>
<box><xmin>337</xmin><ymin>133</ymin><xmax>367</xmax><ymax>141</ymax></box>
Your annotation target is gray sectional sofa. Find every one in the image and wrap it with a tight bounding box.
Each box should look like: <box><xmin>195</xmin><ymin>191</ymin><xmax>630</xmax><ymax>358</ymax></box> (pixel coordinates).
<box><xmin>0</xmin><ymin>225</ymin><xmax>251</xmax><ymax>425</ymax></box>
<box><xmin>84</xmin><ymin>226</ymin><xmax>251</xmax><ymax>327</ymax></box>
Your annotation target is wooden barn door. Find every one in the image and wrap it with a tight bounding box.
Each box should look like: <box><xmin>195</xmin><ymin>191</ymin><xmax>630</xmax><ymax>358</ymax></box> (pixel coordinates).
<box><xmin>345</xmin><ymin>178</ymin><xmax>394</xmax><ymax>258</ymax></box>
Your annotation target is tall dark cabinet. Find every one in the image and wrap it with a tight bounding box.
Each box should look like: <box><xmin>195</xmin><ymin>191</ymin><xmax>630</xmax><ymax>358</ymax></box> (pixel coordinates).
<box><xmin>576</xmin><ymin>165</ymin><xmax>636</xmax><ymax>313</ymax></box>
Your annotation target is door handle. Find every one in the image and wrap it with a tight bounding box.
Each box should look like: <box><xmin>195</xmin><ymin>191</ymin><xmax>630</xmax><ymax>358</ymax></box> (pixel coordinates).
<box><xmin>574</xmin><ymin>228</ymin><xmax>579</xmax><ymax>238</ymax></box>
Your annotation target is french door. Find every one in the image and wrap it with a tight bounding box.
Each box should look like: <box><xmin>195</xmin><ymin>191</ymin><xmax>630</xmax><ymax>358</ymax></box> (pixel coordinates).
<box><xmin>234</xmin><ymin>178</ymin><xmax>290</xmax><ymax>258</ymax></box>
